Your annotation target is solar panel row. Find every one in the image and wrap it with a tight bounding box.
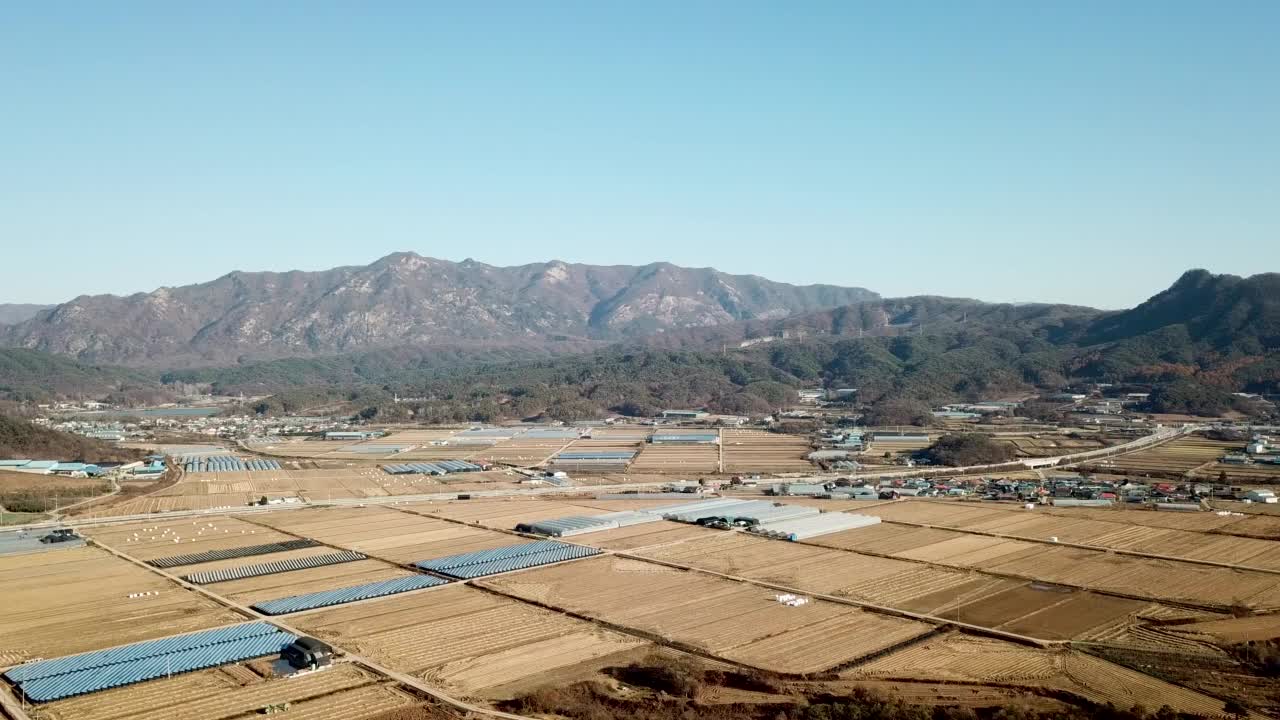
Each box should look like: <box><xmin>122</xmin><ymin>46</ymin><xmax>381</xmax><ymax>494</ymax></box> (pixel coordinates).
<box><xmin>252</xmin><ymin>575</ymin><xmax>448</xmax><ymax>615</ymax></box>
<box><xmin>148</xmin><ymin>539</ymin><xmax>321</xmax><ymax>569</ymax></box>
<box><xmin>182</xmin><ymin>550</ymin><xmax>366</xmax><ymax>585</ymax></box>
<box><xmin>413</xmin><ymin>539</ymin><xmax>565</xmax><ymax>572</ymax></box>
<box><xmin>17</xmin><ymin>632</ymin><xmax>297</xmax><ymax>702</ymax></box>
<box><xmin>4</xmin><ymin>622</ymin><xmax>280</xmax><ymax>683</ymax></box>
<box><xmin>433</xmin><ymin>545</ymin><xmax>602</xmax><ymax>579</ymax></box>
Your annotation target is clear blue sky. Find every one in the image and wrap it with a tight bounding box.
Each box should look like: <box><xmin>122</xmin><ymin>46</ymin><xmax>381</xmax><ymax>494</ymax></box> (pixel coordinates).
<box><xmin>2</xmin><ymin>2</ymin><xmax>1276</xmax><ymax>308</ymax></box>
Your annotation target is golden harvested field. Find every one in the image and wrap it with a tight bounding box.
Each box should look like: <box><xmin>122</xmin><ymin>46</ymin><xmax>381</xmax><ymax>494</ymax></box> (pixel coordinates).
<box><xmin>246</xmin><ymin>505</ymin><xmax>517</xmax><ymax>565</ymax></box>
<box><xmin>630</xmin><ymin>443</ymin><xmax>720</xmax><ymax>473</ymax></box>
<box><xmin>37</xmin><ymin>662</ymin><xmax>415</xmax><ymax>720</ymax></box>
<box><xmin>1086</xmin><ymin>436</ymin><xmax>1238</xmax><ymax>475</ymax></box>
<box><xmin>83</xmin><ymin>516</ymin><xmax>297</xmax><ymax>561</ymax></box>
<box><xmin>721</xmin><ymin>429</ymin><xmax>814</xmax><ymax>473</ymax></box>
<box><xmin>479</xmin><ymin>555</ymin><xmax>932</xmax><ymax>674</ymax></box>
<box><xmin>865</xmin><ymin>501</ymin><xmax>1280</xmax><ymax>571</ymax></box>
<box><xmin>0</xmin><ymin>546</ymin><xmax>242</xmax><ymax>664</ymax></box>
<box><xmin>1167</xmin><ymin>613</ymin><xmax>1280</xmax><ymax>644</ymax></box>
<box><xmin>1202</xmin><ymin>461</ymin><xmax>1280</xmax><ymax>482</ymax></box>
<box><xmin>847</xmin><ymin>633</ymin><xmax>1231</xmax><ymax>717</ymax></box>
<box><xmin>292</xmin><ymin>584</ymin><xmax>647</xmax><ymax>699</ymax></box>
<box><xmin>822</xmin><ymin>517</ymin><xmax>1280</xmax><ymax>609</ymax></box>
<box><xmin>412</xmin><ymin>497</ymin><xmax>618</xmax><ymax>530</ymax></box>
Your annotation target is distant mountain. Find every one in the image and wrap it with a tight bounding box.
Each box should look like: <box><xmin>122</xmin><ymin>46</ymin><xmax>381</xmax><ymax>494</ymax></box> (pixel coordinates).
<box><xmin>0</xmin><ymin>304</ymin><xmax>53</xmax><ymax>325</ymax></box>
<box><xmin>0</xmin><ymin>253</ymin><xmax>878</xmax><ymax>367</ymax></box>
<box><xmin>1081</xmin><ymin>269</ymin><xmax>1280</xmax><ymax>352</ymax></box>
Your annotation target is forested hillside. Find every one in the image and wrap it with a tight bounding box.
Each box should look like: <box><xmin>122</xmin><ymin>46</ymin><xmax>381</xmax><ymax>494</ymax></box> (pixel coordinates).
<box><xmin>0</xmin><ymin>415</ymin><xmax>141</xmax><ymax>461</ymax></box>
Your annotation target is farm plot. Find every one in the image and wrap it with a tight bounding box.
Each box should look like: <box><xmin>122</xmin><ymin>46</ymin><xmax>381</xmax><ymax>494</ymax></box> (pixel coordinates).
<box><xmin>1200</xmin><ymin>461</ymin><xmax>1280</xmax><ymax>482</ymax></box>
<box><xmin>246</xmin><ymin>505</ymin><xmax>516</xmax><ymax>565</ymax></box>
<box><xmin>413</xmin><ymin>497</ymin><xmax>619</xmax><ymax>530</ymax></box>
<box><xmin>0</xmin><ymin>546</ymin><xmax>242</xmax><ymax>664</ymax></box>
<box><xmin>478</xmin><ymin>555</ymin><xmax>932</xmax><ymax>674</ymax></box>
<box><xmin>863</xmin><ymin>501</ymin><xmax>1280</xmax><ymax>571</ymax></box>
<box><xmin>291</xmin><ymin>584</ymin><xmax>647</xmax><ymax>699</ymax></box>
<box><xmin>1166</xmin><ymin>613</ymin><xmax>1280</xmax><ymax>644</ymax></box>
<box><xmin>998</xmin><ymin>435</ymin><xmax>1108</xmax><ymax>458</ymax></box>
<box><xmin>980</xmin><ymin>544</ymin><xmax>1280</xmax><ymax>610</ymax></box>
<box><xmin>721</xmin><ymin>430</ymin><xmax>814</xmax><ymax>474</ymax></box>
<box><xmin>468</xmin><ymin>436</ymin><xmax>574</xmax><ymax>467</ymax></box>
<box><xmin>1086</xmin><ymin>436</ymin><xmax>1238</xmax><ymax>475</ymax></box>
<box><xmin>36</xmin><ymin>660</ymin><xmax>414</xmax><ymax>720</ymax></box>
<box><xmin>847</xmin><ymin>632</ymin><xmax>1230</xmax><ymax>718</ymax></box>
<box><xmin>572</xmin><ymin>520</ymin><xmax>715</xmax><ymax>551</ymax></box>
<box><xmin>629</xmin><ymin>443</ymin><xmax>720</xmax><ymax>473</ymax></box>
<box><xmin>84</xmin><ymin>516</ymin><xmax>297</xmax><ymax>562</ymax></box>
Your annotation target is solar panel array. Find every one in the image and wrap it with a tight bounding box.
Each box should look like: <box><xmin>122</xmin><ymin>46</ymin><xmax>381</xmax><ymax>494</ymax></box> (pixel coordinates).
<box><xmin>252</xmin><ymin>575</ymin><xmax>448</xmax><ymax>615</ymax></box>
<box><xmin>4</xmin><ymin>622</ymin><xmax>295</xmax><ymax>702</ymax></box>
<box><xmin>383</xmin><ymin>460</ymin><xmax>482</xmax><ymax>475</ymax></box>
<box><xmin>432</xmin><ymin>545</ymin><xmax>601</xmax><ymax>579</ymax></box>
<box><xmin>182</xmin><ymin>550</ymin><xmax>366</xmax><ymax>584</ymax></box>
<box><xmin>414</xmin><ymin>539</ymin><xmax>600</xmax><ymax>579</ymax></box>
<box><xmin>148</xmin><ymin>539</ymin><xmax>320</xmax><ymax>569</ymax></box>
<box><xmin>181</xmin><ymin>457</ymin><xmax>282</xmax><ymax>473</ymax></box>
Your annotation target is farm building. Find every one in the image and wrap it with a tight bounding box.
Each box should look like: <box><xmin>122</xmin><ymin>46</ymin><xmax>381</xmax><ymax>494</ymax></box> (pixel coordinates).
<box><xmin>323</xmin><ymin>430</ymin><xmax>384</xmax><ymax>441</ymax></box>
<box><xmin>868</xmin><ymin>431</ymin><xmax>930</xmax><ymax>443</ymax></box>
<box><xmin>748</xmin><ymin>512</ymin><xmax>881</xmax><ymax>541</ymax></box>
<box><xmin>548</xmin><ymin>450</ymin><xmax>636</xmax><ymax>472</ymax></box>
<box><xmin>383</xmin><ymin>460</ymin><xmax>482</xmax><ymax>475</ymax></box>
<box><xmin>661</xmin><ymin>409</ymin><xmax>709</xmax><ymax>419</ymax></box>
<box><xmin>769</xmin><ymin>483</ymin><xmax>828</xmax><ymax>497</ymax></box>
<box><xmin>649</xmin><ymin>433</ymin><xmax>719</xmax><ymax>444</ymax></box>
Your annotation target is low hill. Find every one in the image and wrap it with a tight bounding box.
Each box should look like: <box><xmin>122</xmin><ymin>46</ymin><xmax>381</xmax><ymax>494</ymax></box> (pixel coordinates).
<box><xmin>0</xmin><ymin>415</ymin><xmax>142</xmax><ymax>462</ymax></box>
<box><xmin>0</xmin><ymin>349</ymin><xmax>167</xmax><ymax>404</ymax></box>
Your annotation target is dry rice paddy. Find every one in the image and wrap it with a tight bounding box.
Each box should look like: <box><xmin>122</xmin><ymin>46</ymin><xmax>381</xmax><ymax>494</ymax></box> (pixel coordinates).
<box><xmin>292</xmin><ymin>584</ymin><xmax>647</xmax><ymax>699</ymax></box>
<box><xmin>478</xmin><ymin>555</ymin><xmax>932</xmax><ymax>674</ymax></box>
<box><xmin>0</xmin><ymin>546</ymin><xmax>242</xmax><ymax>664</ymax></box>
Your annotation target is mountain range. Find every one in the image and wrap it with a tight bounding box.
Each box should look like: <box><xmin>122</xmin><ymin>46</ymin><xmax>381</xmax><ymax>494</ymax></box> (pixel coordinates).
<box><xmin>0</xmin><ymin>259</ymin><xmax>1276</xmax><ymax>421</ymax></box>
<box><xmin>0</xmin><ymin>253</ymin><xmax>877</xmax><ymax>367</ymax></box>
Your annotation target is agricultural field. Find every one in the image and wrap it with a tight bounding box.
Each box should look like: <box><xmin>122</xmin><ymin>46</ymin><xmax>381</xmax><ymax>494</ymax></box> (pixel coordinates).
<box><xmin>412</xmin><ymin>497</ymin><xmax>627</xmax><ymax>530</ymax></box>
<box><xmin>1083</xmin><ymin>435</ymin><xmax>1238</xmax><ymax>476</ymax></box>
<box><xmin>82</xmin><ymin>515</ymin><xmax>297</xmax><ymax>561</ymax></box>
<box><xmin>816</xmin><ymin>510</ymin><xmax>1280</xmax><ymax>610</ymax></box>
<box><xmin>995</xmin><ymin>434</ymin><xmax>1111</xmax><ymax>458</ymax></box>
<box><xmin>846</xmin><ymin>632</ymin><xmax>1232</xmax><ymax>718</ymax></box>
<box><xmin>571</xmin><ymin>520</ymin><xmax>715</xmax><ymax>551</ymax></box>
<box><xmin>467</xmin><ymin>435</ymin><xmax>577</xmax><ymax>467</ymax></box>
<box><xmin>35</xmin><ymin>662</ymin><xmax>417</xmax><ymax>720</ymax></box>
<box><xmin>245</xmin><ymin>505</ymin><xmax>518</xmax><ymax>565</ymax></box>
<box><xmin>1200</xmin><ymin>460</ymin><xmax>1280</xmax><ymax>483</ymax></box>
<box><xmin>292</xmin><ymin>584</ymin><xmax>648</xmax><ymax>699</ymax></box>
<box><xmin>479</xmin><ymin>554</ymin><xmax>933</xmax><ymax>674</ymax></box>
<box><xmin>721</xmin><ymin>429</ymin><xmax>814</xmax><ymax>474</ymax></box>
<box><xmin>0</xmin><ymin>545</ymin><xmax>242</xmax><ymax>663</ymax></box>
<box><xmin>864</xmin><ymin>500</ymin><xmax>1280</xmax><ymax>572</ymax></box>
<box><xmin>629</xmin><ymin>442</ymin><xmax>720</xmax><ymax>473</ymax></box>
<box><xmin>627</xmin><ymin>528</ymin><xmax>1219</xmax><ymax>648</ymax></box>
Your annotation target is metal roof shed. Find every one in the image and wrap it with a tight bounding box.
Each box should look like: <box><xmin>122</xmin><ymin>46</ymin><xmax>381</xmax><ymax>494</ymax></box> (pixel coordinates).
<box><xmin>749</xmin><ymin>513</ymin><xmax>881</xmax><ymax>541</ymax></box>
